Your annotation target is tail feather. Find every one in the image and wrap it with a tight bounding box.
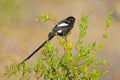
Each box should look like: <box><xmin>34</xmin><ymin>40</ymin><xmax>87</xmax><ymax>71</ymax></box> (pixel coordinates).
<box><xmin>20</xmin><ymin>32</ymin><xmax>55</xmax><ymax>64</ymax></box>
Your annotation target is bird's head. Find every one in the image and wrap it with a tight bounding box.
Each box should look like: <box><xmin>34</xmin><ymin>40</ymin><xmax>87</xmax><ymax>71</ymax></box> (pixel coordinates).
<box><xmin>66</xmin><ymin>16</ymin><xmax>75</xmax><ymax>24</ymax></box>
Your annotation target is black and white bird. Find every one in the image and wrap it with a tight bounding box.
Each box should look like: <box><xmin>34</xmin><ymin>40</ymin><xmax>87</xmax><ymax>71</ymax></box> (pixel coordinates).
<box><xmin>20</xmin><ymin>16</ymin><xmax>75</xmax><ymax>64</ymax></box>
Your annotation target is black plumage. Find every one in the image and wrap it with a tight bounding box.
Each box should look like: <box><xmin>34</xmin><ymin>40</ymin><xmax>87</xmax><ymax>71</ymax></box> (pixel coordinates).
<box><xmin>20</xmin><ymin>16</ymin><xmax>75</xmax><ymax>64</ymax></box>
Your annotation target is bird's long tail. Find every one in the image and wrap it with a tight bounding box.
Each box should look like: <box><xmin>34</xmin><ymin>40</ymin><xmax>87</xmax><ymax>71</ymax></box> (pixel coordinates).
<box><xmin>20</xmin><ymin>32</ymin><xmax>55</xmax><ymax>64</ymax></box>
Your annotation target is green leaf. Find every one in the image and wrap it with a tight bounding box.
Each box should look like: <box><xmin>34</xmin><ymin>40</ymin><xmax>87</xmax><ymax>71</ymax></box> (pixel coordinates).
<box><xmin>96</xmin><ymin>58</ymin><xmax>108</xmax><ymax>65</ymax></box>
<box><xmin>40</xmin><ymin>12</ymin><xmax>51</xmax><ymax>22</ymax></box>
<box><xmin>57</xmin><ymin>36</ymin><xmax>66</xmax><ymax>46</ymax></box>
<box><xmin>92</xmin><ymin>41</ymin><xmax>96</xmax><ymax>50</ymax></box>
<box><xmin>102</xmin><ymin>71</ymin><xmax>109</xmax><ymax>76</ymax></box>
<box><xmin>90</xmin><ymin>67</ymin><xmax>102</xmax><ymax>79</ymax></box>
<box><xmin>65</xmin><ymin>41</ymin><xmax>73</xmax><ymax>53</ymax></box>
<box><xmin>106</xmin><ymin>9</ymin><xmax>112</xmax><ymax>28</ymax></box>
<box><xmin>98</xmin><ymin>42</ymin><xmax>104</xmax><ymax>49</ymax></box>
<box><xmin>41</xmin><ymin>65</ymin><xmax>47</xmax><ymax>74</ymax></box>
<box><xmin>80</xmin><ymin>32</ymin><xmax>87</xmax><ymax>38</ymax></box>
<box><xmin>84</xmin><ymin>25</ymin><xmax>88</xmax><ymax>31</ymax></box>
<box><xmin>85</xmin><ymin>44</ymin><xmax>91</xmax><ymax>52</ymax></box>
<box><xmin>84</xmin><ymin>54</ymin><xmax>95</xmax><ymax>66</ymax></box>
<box><xmin>22</xmin><ymin>62</ymin><xmax>31</xmax><ymax>76</ymax></box>
<box><xmin>106</xmin><ymin>19</ymin><xmax>111</xmax><ymax>28</ymax></box>
<box><xmin>35</xmin><ymin>72</ymin><xmax>42</xmax><ymax>79</ymax></box>
<box><xmin>4</xmin><ymin>66</ymin><xmax>9</xmax><ymax>72</ymax></box>
<box><xmin>34</xmin><ymin>58</ymin><xmax>43</xmax><ymax>72</ymax></box>
<box><xmin>103</xmin><ymin>32</ymin><xmax>109</xmax><ymax>38</ymax></box>
<box><xmin>80</xmin><ymin>64</ymin><xmax>88</xmax><ymax>73</ymax></box>
<box><xmin>89</xmin><ymin>54</ymin><xmax>95</xmax><ymax>62</ymax></box>
<box><xmin>79</xmin><ymin>24</ymin><xmax>84</xmax><ymax>31</ymax></box>
<box><xmin>79</xmin><ymin>24</ymin><xmax>88</xmax><ymax>31</ymax></box>
<box><xmin>77</xmin><ymin>39</ymin><xmax>83</xmax><ymax>45</ymax></box>
<box><xmin>103</xmin><ymin>60</ymin><xmax>108</xmax><ymax>65</ymax></box>
<box><xmin>81</xmin><ymin>15</ymin><xmax>88</xmax><ymax>25</ymax></box>
<box><xmin>23</xmin><ymin>62</ymin><xmax>28</xmax><ymax>71</ymax></box>
<box><xmin>80</xmin><ymin>77</ymin><xmax>90</xmax><ymax>80</ymax></box>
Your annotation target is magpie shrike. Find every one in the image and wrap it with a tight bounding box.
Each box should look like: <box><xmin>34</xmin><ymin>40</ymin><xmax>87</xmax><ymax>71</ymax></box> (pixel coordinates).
<box><xmin>20</xmin><ymin>16</ymin><xmax>75</xmax><ymax>64</ymax></box>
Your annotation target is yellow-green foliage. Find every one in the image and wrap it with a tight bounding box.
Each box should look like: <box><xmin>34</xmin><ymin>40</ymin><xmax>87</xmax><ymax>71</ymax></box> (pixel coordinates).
<box><xmin>1</xmin><ymin>10</ymin><xmax>112</xmax><ymax>80</ymax></box>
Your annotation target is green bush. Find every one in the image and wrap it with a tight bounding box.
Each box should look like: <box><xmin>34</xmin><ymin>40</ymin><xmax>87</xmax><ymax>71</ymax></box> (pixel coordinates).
<box><xmin>1</xmin><ymin>10</ymin><xmax>112</xmax><ymax>80</ymax></box>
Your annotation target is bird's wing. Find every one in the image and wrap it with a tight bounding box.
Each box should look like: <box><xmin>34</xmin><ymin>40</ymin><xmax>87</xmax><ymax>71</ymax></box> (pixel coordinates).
<box><xmin>57</xmin><ymin>23</ymin><xmax>68</xmax><ymax>27</ymax></box>
<box><xmin>56</xmin><ymin>19</ymin><xmax>69</xmax><ymax>28</ymax></box>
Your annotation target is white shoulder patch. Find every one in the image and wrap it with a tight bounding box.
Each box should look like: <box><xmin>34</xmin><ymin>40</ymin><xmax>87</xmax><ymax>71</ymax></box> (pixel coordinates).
<box><xmin>57</xmin><ymin>23</ymin><xmax>68</xmax><ymax>27</ymax></box>
<box><xmin>57</xmin><ymin>29</ymin><xmax>62</xmax><ymax>33</ymax></box>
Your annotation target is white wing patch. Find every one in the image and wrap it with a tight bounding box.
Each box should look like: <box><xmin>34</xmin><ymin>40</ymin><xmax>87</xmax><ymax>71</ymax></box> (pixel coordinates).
<box><xmin>57</xmin><ymin>23</ymin><xmax>68</xmax><ymax>27</ymax></box>
<box><xmin>57</xmin><ymin>29</ymin><xmax>62</xmax><ymax>33</ymax></box>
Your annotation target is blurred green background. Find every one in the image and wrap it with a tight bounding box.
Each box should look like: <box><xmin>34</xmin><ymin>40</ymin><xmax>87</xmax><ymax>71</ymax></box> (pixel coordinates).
<box><xmin>0</xmin><ymin>0</ymin><xmax>120</xmax><ymax>80</ymax></box>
